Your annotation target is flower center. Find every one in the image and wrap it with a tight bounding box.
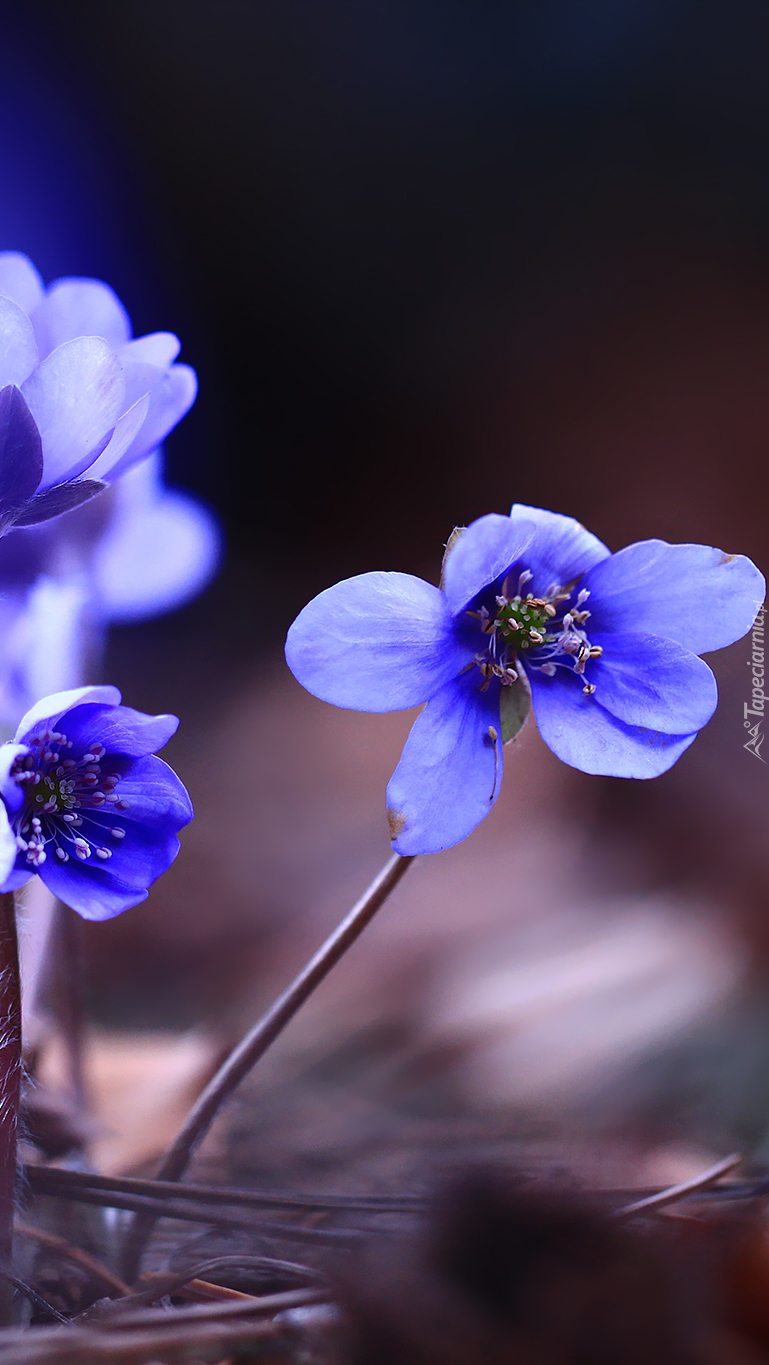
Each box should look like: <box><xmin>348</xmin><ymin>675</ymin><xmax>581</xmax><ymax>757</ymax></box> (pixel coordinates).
<box><xmin>493</xmin><ymin>595</ymin><xmax>556</xmax><ymax>649</ymax></box>
<box><xmin>10</xmin><ymin>730</ymin><xmax>130</xmax><ymax>868</ymax></box>
<box><xmin>467</xmin><ymin>573</ymin><xmax>603</xmax><ymax>696</ymax></box>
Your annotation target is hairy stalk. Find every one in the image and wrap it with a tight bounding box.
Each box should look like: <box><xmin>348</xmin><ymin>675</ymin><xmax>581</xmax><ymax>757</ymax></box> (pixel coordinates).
<box><xmin>122</xmin><ymin>851</ymin><xmax>415</xmax><ymax>1278</ymax></box>
<box><xmin>0</xmin><ymin>892</ymin><xmax>21</xmax><ymax>1325</ymax></box>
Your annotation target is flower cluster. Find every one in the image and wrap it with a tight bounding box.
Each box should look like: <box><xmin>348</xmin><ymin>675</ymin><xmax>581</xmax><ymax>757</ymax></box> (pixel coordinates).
<box><xmin>0</xmin><ymin>251</ymin><xmax>196</xmax><ymax>533</ymax></box>
<box><xmin>286</xmin><ymin>505</ymin><xmax>766</xmax><ymax>855</ymax></box>
<box><xmin>0</xmin><ymin>686</ymin><xmax>192</xmax><ymax>919</ymax></box>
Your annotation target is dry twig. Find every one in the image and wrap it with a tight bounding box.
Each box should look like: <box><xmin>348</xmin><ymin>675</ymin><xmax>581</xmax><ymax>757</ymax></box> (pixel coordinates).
<box><xmin>613</xmin><ymin>1153</ymin><xmax>742</xmax><ymax>1220</ymax></box>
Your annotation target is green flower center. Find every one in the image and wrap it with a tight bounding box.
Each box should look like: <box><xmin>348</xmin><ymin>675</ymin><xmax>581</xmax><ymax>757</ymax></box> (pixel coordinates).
<box><xmin>493</xmin><ymin>596</ymin><xmax>555</xmax><ymax>650</ymax></box>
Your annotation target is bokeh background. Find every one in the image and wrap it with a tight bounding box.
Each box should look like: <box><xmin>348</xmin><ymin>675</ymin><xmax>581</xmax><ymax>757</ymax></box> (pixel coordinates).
<box><xmin>7</xmin><ymin>2</ymin><xmax>769</xmax><ymax>1184</ymax></box>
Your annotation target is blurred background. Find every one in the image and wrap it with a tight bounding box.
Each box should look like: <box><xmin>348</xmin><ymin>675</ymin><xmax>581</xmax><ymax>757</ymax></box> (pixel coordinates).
<box><xmin>5</xmin><ymin>1</ymin><xmax>769</xmax><ymax>1189</ymax></box>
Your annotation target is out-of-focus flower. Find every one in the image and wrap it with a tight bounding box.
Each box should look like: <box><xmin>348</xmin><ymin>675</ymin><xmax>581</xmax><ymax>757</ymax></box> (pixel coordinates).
<box><xmin>0</xmin><ymin>451</ymin><xmax>220</xmax><ymax>732</ymax></box>
<box><xmin>286</xmin><ymin>505</ymin><xmax>765</xmax><ymax>854</ymax></box>
<box><xmin>0</xmin><ymin>685</ymin><xmax>192</xmax><ymax>919</ymax></box>
<box><xmin>0</xmin><ymin>251</ymin><xmax>196</xmax><ymax>532</ymax></box>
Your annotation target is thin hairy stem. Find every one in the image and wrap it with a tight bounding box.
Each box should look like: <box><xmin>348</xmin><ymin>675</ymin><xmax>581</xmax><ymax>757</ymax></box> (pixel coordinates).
<box><xmin>122</xmin><ymin>851</ymin><xmax>415</xmax><ymax>1278</ymax></box>
<box><xmin>0</xmin><ymin>892</ymin><xmax>21</xmax><ymax>1325</ymax></box>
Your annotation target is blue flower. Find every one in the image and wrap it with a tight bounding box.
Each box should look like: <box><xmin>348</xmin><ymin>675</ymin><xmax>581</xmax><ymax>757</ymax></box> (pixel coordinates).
<box><xmin>0</xmin><ymin>685</ymin><xmax>193</xmax><ymax>919</ymax></box>
<box><xmin>286</xmin><ymin>506</ymin><xmax>766</xmax><ymax>855</ymax></box>
<box><xmin>0</xmin><ymin>251</ymin><xmax>196</xmax><ymax>532</ymax></box>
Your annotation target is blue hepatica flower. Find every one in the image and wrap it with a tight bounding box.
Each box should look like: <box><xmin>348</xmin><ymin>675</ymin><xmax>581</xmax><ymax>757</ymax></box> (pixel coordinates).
<box><xmin>286</xmin><ymin>506</ymin><xmax>766</xmax><ymax>855</ymax></box>
<box><xmin>0</xmin><ymin>685</ymin><xmax>192</xmax><ymax>919</ymax></box>
<box><xmin>0</xmin><ymin>251</ymin><xmax>196</xmax><ymax>533</ymax></box>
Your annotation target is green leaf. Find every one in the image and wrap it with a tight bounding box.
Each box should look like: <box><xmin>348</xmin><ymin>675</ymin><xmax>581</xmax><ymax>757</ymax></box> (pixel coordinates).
<box><xmin>499</xmin><ymin>670</ymin><xmax>531</xmax><ymax>744</ymax></box>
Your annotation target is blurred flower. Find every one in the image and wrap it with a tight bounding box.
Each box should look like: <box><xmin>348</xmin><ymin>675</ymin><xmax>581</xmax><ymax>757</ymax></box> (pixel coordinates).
<box><xmin>0</xmin><ymin>452</ymin><xmax>221</xmax><ymax>731</ymax></box>
<box><xmin>0</xmin><ymin>685</ymin><xmax>192</xmax><ymax>919</ymax></box>
<box><xmin>0</xmin><ymin>251</ymin><xmax>196</xmax><ymax>531</ymax></box>
<box><xmin>286</xmin><ymin>505</ymin><xmax>765</xmax><ymax>854</ymax></box>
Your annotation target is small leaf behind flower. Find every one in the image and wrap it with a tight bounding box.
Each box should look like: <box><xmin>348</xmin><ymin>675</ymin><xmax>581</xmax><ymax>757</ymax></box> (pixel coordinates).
<box><xmin>14</xmin><ymin>479</ymin><xmax>107</xmax><ymax>526</ymax></box>
<box><xmin>499</xmin><ymin>670</ymin><xmax>531</xmax><ymax>744</ymax></box>
<box><xmin>439</xmin><ymin>526</ymin><xmax>466</xmax><ymax>589</ymax></box>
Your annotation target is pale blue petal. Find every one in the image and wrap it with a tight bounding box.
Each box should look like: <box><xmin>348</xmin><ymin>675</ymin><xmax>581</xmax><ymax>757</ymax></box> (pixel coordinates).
<box><xmin>529</xmin><ymin>670</ymin><xmax>698</xmax><ymax>777</ymax></box>
<box><xmin>84</xmin><ymin>394</ymin><xmax>151</xmax><ymax>481</ymax></box>
<box><xmin>583</xmin><ymin>540</ymin><xmax>766</xmax><ymax>655</ymax></box>
<box><xmin>14</xmin><ymin>685</ymin><xmax>122</xmax><ymax>743</ymax></box>
<box><xmin>286</xmin><ymin>571</ymin><xmax>473</xmax><ymax>712</ymax></box>
<box><xmin>33</xmin><ymin>278</ymin><xmax>131</xmax><ymax>356</ymax></box>
<box><xmin>442</xmin><ymin>513</ymin><xmax>535</xmax><ymax>615</ymax></box>
<box><xmin>588</xmin><ymin>633</ymin><xmax>717</xmax><ymax>732</ymax></box>
<box><xmin>119</xmin><ymin>333</ymin><xmax>181</xmax><ymax>368</ymax></box>
<box><xmin>105</xmin><ymin>364</ymin><xmax>197</xmax><ymax>481</ymax></box>
<box><xmin>386</xmin><ymin>670</ymin><xmax>503</xmax><ymax>854</ymax></box>
<box><xmin>93</xmin><ymin>463</ymin><xmax>221</xmax><ymax>623</ymax></box>
<box><xmin>510</xmin><ymin>504</ymin><xmax>611</xmax><ymax>595</ymax></box>
<box><xmin>0</xmin><ymin>297</ymin><xmax>39</xmax><ymax>389</ymax></box>
<box><xmin>0</xmin><ymin>253</ymin><xmax>45</xmax><ymax>316</ymax></box>
<box><xmin>22</xmin><ymin>337</ymin><xmax>125</xmax><ymax>489</ymax></box>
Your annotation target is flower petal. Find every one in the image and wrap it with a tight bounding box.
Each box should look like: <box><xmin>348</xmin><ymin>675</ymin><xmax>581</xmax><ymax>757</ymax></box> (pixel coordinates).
<box><xmin>33</xmin><ymin>278</ymin><xmax>131</xmax><ymax>355</ymax></box>
<box><xmin>286</xmin><ymin>571</ymin><xmax>473</xmax><ymax>711</ymax></box>
<box><xmin>2</xmin><ymin>867</ymin><xmax>32</xmax><ymax>892</ymax></box>
<box><xmin>529</xmin><ymin>670</ymin><xmax>698</xmax><ymax>777</ymax></box>
<box><xmin>119</xmin><ymin>333</ymin><xmax>181</xmax><ymax>369</ymax></box>
<box><xmin>442</xmin><ymin>513</ymin><xmax>535</xmax><ymax>616</ymax></box>
<box><xmin>386</xmin><ymin>670</ymin><xmax>503</xmax><ymax>854</ymax></box>
<box><xmin>64</xmin><ymin>811</ymin><xmax>182</xmax><ymax>890</ymax></box>
<box><xmin>583</xmin><ymin>540</ymin><xmax>766</xmax><ymax>656</ymax></box>
<box><xmin>22</xmin><ymin>337</ymin><xmax>125</xmax><ymax>489</ymax></box>
<box><xmin>51</xmin><ymin>703</ymin><xmax>179</xmax><ymax>758</ymax></box>
<box><xmin>93</xmin><ymin>459</ymin><xmax>221</xmax><ymax>623</ymax></box>
<box><xmin>0</xmin><ymin>799</ymin><xmax>21</xmax><ymax>886</ymax></box>
<box><xmin>104</xmin><ymin>363</ymin><xmax>198</xmax><ymax>481</ymax></box>
<box><xmin>0</xmin><ymin>296</ymin><xmax>39</xmax><ymax>389</ymax></box>
<box><xmin>587</xmin><ymin>632</ymin><xmax>717</xmax><ymax>732</ymax></box>
<box><xmin>84</xmin><ymin>394</ymin><xmax>151</xmax><ymax>482</ymax></box>
<box><xmin>510</xmin><ymin>504</ymin><xmax>611</xmax><ymax>595</ymax></box>
<box><xmin>0</xmin><ymin>253</ymin><xmax>45</xmax><ymax>316</ymax></box>
<box><xmin>97</xmin><ymin>754</ymin><xmax>193</xmax><ymax>830</ymax></box>
<box><xmin>37</xmin><ymin>856</ymin><xmax>152</xmax><ymax>921</ymax></box>
<box><xmin>14</xmin><ymin>685</ymin><xmax>122</xmax><ymax>744</ymax></box>
<box><xmin>0</xmin><ymin>385</ymin><xmax>44</xmax><ymax>523</ymax></box>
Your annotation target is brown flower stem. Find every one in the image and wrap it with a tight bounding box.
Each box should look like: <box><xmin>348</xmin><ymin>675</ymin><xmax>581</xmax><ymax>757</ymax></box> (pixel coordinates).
<box><xmin>0</xmin><ymin>892</ymin><xmax>21</xmax><ymax>1325</ymax></box>
<box><xmin>122</xmin><ymin>851</ymin><xmax>415</xmax><ymax>1278</ymax></box>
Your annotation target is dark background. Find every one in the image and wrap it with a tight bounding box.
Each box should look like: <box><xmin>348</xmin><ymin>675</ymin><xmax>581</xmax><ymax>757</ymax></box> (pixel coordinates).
<box><xmin>3</xmin><ymin>5</ymin><xmax>769</xmax><ymax>1154</ymax></box>
<box><xmin>7</xmin><ymin>0</ymin><xmax>769</xmax><ymax>580</ymax></box>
